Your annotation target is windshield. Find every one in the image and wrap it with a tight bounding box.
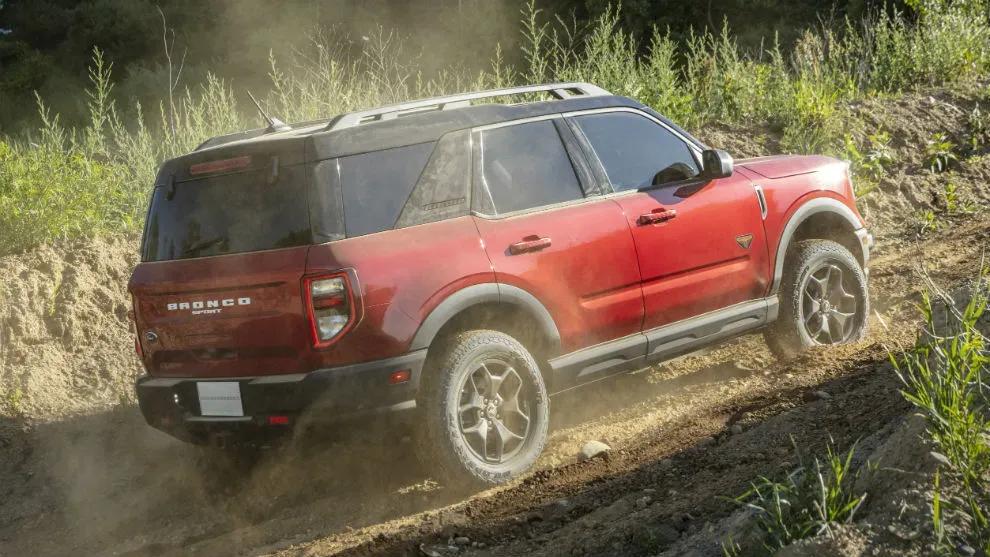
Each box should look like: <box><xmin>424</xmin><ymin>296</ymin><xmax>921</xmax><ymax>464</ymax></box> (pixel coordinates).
<box><xmin>141</xmin><ymin>164</ymin><xmax>312</xmax><ymax>262</ymax></box>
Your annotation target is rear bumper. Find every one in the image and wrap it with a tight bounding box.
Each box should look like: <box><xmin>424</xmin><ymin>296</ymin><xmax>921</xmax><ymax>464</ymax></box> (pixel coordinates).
<box><xmin>136</xmin><ymin>349</ymin><xmax>426</xmax><ymax>444</ymax></box>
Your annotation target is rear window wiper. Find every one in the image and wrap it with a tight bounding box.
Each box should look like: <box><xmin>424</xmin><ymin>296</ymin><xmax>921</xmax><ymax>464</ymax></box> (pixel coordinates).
<box><xmin>182</xmin><ymin>236</ymin><xmax>228</xmax><ymax>257</ymax></box>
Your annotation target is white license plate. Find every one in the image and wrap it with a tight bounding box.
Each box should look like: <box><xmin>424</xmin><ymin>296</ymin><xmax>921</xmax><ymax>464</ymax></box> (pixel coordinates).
<box><xmin>196</xmin><ymin>382</ymin><xmax>244</xmax><ymax>417</ymax></box>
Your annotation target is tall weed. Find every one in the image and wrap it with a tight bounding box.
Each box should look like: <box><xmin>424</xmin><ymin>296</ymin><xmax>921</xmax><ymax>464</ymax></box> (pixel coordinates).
<box><xmin>894</xmin><ymin>273</ymin><xmax>990</xmax><ymax>552</ymax></box>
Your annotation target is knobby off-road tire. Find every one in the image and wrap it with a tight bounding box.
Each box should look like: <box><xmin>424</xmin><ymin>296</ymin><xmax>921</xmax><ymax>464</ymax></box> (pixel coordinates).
<box><xmin>414</xmin><ymin>330</ymin><xmax>549</xmax><ymax>489</ymax></box>
<box><xmin>765</xmin><ymin>239</ymin><xmax>869</xmax><ymax>360</ymax></box>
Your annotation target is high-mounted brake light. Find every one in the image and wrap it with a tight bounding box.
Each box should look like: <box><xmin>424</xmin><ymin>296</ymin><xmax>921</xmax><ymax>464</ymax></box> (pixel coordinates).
<box><xmin>304</xmin><ymin>273</ymin><xmax>355</xmax><ymax>348</ymax></box>
<box><xmin>189</xmin><ymin>156</ymin><xmax>251</xmax><ymax>176</ymax></box>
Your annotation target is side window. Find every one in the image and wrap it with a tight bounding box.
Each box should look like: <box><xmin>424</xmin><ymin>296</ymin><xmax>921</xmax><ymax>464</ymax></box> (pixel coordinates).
<box><xmin>571</xmin><ymin>112</ymin><xmax>699</xmax><ymax>191</ymax></box>
<box><xmin>479</xmin><ymin>119</ymin><xmax>584</xmax><ymax>214</ymax></box>
<box><xmin>339</xmin><ymin>142</ymin><xmax>434</xmax><ymax>237</ymax></box>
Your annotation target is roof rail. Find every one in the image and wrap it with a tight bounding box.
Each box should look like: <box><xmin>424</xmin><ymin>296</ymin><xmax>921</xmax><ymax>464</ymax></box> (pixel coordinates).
<box><xmin>325</xmin><ymin>82</ymin><xmax>611</xmax><ymax>132</ymax></box>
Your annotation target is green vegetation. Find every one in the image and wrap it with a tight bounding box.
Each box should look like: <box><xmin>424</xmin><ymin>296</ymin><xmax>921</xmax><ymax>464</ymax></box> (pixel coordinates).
<box><xmin>725</xmin><ymin>274</ymin><xmax>989</xmax><ymax>554</ymax></box>
<box><xmin>724</xmin><ymin>441</ymin><xmax>870</xmax><ymax>554</ymax></box>
<box><xmin>924</xmin><ymin>132</ymin><xmax>959</xmax><ymax>173</ymax></box>
<box><xmin>2</xmin><ymin>1</ymin><xmax>990</xmax><ymax>256</ymax></box>
<box><xmin>894</xmin><ymin>276</ymin><xmax>990</xmax><ymax>553</ymax></box>
<box><xmin>844</xmin><ymin>127</ymin><xmax>895</xmax><ymax>198</ymax></box>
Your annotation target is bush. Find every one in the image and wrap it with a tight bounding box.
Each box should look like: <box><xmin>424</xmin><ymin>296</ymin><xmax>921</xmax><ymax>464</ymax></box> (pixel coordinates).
<box><xmin>0</xmin><ymin>117</ymin><xmax>140</xmax><ymax>255</ymax></box>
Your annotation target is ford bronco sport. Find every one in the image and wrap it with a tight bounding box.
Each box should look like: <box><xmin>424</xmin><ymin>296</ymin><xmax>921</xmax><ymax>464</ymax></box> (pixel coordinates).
<box><xmin>130</xmin><ymin>82</ymin><xmax>873</xmax><ymax>487</ymax></box>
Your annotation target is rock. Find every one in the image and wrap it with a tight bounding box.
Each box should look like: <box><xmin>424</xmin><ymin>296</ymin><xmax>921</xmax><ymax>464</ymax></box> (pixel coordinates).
<box><xmin>730</xmin><ymin>424</ymin><xmax>743</xmax><ymax>434</ymax></box>
<box><xmin>698</xmin><ymin>436</ymin><xmax>716</xmax><ymax>447</ymax></box>
<box><xmin>578</xmin><ymin>440</ymin><xmax>611</xmax><ymax>461</ymax></box>
<box><xmin>643</xmin><ymin>488</ymin><xmax>657</xmax><ymax>494</ymax></box>
<box><xmin>419</xmin><ymin>544</ymin><xmax>444</xmax><ymax>557</ymax></box>
<box><xmin>803</xmin><ymin>390</ymin><xmax>831</xmax><ymax>401</ymax></box>
<box><xmin>454</xmin><ymin>536</ymin><xmax>470</xmax><ymax>546</ymax></box>
<box><xmin>956</xmin><ymin>545</ymin><xmax>976</xmax><ymax>556</ymax></box>
<box><xmin>671</xmin><ymin>512</ymin><xmax>693</xmax><ymax>531</ymax></box>
<box><xmin>653</xmin><ymin>523</ymin><xmax>681</xmax><ymax>545</ymax></box>
<box><xmin>636</xmin><ymin>495</ymin><xmax>652</xmax><ymax>509</ymax></box>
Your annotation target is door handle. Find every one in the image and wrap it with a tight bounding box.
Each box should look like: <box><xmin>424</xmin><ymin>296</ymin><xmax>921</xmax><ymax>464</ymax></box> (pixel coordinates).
<box><xmin>638</xmin><ymin>208</ymin><xmax>677</xmax><ymax>225</ymax></box>
<box><xmin>509</xmin><ymin>236</ymin><xmax>552</xmax><ymax>255</ymax></box>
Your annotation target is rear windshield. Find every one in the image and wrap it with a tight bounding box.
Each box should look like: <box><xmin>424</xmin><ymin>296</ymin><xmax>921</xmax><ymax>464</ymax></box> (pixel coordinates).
<box><xmin>141</xmin><ymin>164</ymin><xmax>312</xmax><ymax>262</ymax></box>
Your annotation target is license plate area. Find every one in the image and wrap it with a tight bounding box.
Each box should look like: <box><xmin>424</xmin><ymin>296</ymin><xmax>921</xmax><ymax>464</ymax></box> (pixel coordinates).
<box><xmin>196</xmin><ymin>382</ymin><xmax>244</xmax><ymax>417</ymax></box>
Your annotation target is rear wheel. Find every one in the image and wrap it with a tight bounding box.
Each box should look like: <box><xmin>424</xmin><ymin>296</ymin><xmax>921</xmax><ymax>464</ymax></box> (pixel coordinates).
<box><xmin>765</xmin><ymin>239</ymin><xmax>869</xmax><ymax>360</ymax></box>
<box><xmin>415</xmin><ymin>330</ymin><xmax>549</xmax><ymax>489</ymax></box>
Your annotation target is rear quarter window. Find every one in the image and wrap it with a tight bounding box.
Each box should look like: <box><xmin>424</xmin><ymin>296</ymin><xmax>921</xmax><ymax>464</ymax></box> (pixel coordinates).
<box><xmin>339</xmin><ymin>142</ymin><xmax>435</xmax><ymax>237</ymax></box>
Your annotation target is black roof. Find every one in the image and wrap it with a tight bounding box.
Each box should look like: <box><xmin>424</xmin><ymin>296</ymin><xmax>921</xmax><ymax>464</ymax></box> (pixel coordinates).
<box><xmin>155</xmin><ymin>89</ymin><xmax>704</xmax><ymax>185</ymax></box>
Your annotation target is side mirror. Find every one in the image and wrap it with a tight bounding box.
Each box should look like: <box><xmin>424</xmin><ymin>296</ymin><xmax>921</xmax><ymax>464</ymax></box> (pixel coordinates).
<box><xmin>701</xmin><ymin>149</ymin><xmax>734</xmax><ymax>180</ymax></box>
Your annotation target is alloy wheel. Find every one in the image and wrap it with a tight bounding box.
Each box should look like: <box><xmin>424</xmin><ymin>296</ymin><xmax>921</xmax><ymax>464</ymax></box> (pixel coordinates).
<box><xmin>800</xmin><ymin>262</ymin><xmax>859</xmax><ymax>345</ymax></box>
<box><xmin>456</xmin><ymin>359</ymin><xmax>533</xmax><ymax>464</ymax></box>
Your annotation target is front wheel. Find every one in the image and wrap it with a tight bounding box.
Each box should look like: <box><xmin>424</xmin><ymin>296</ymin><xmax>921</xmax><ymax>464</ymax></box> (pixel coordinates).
<box><xmin>414</xmin><ymin>330</ymin><xmax>550</xmax><ymax>489</ymax></box>
<box><xmin>765</xmin><ymin>239</ymin><xmax>869</xmax><ymax>360</ymax></box>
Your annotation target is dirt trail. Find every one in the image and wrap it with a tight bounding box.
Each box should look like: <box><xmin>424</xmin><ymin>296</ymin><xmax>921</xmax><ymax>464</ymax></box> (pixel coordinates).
<box><xmin>0</xmin><ymin>212</ymin><xmax>982</xmax><ymax>557</ymax></box>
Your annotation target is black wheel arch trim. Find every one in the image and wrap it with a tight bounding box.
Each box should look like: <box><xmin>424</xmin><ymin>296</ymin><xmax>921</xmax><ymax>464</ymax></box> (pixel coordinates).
<box><xmin>408</xmin><ymin>283</ymin><xmax>562</xmax><ymax>354</ymax></box>
<box><xmin>770</xmin><ymin>198</ymin><xmax>868</xmax><ymax>295</ymax></box>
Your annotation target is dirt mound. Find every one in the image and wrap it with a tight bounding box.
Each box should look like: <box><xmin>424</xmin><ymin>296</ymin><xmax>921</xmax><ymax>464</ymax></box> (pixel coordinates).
<box><xmin>0</xmin><ymin>235</ymin><xmax>167</xmax><ymax>549</ymax></box>
<box><xmin>700</xmin><ymin>88</ymin><xmax>990</xmax><ymax>237</ymax></box>
<box><xmin>0</xmin><ymin>235</ymin><xmax>141</xmax><ymax>422</ymax></box>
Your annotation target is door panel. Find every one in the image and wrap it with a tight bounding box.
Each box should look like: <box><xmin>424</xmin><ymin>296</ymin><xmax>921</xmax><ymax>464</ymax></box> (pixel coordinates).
<box><xmin>472</xmin><ymin>117</ymin><xmax>644</xmax><ymax>356</ymax></box>
<box><xmin>565</xmin><ymin>108</ymin><xmax>770</xmax><ymax>331</ymax></box>
<box><xmin>613</xmin><ymin>174</ymin><xmax>771</xmax><ymax>330</ymax></box>
<box><xmin>473</xmin><ymin>198</ymin><xmax>643</xmax><ymax>355</ymax></box>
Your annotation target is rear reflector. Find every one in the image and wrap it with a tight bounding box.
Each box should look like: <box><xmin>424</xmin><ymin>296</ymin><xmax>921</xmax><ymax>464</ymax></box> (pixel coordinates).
<box><xmin>312</xmin><ymin>296</ymin><xmax>345</xmax><ymax>310</ymax></box>
<box><xmin>189</xmin><ymin>156</ymin><xmax>251</xmax><ymax>176</ymax></box>
<box><xmin>268</xmin><ymin>415</ymin><xmax>289</xmax><ymax>425</ymax></box>
<box><xmin>390</xmin><ymin>370</ymin><xmax>411</xmax><ymax>384</ymax></box>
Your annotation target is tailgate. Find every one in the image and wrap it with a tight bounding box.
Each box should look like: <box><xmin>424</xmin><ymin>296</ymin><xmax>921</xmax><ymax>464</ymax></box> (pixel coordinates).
<box><xmin>130</xmin><ymin>246</ymin><xmax>311</xmax><ymax>378</ymax></box>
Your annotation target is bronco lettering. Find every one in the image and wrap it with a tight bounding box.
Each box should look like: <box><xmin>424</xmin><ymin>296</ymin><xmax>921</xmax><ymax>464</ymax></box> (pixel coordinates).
<box><xmin>167</xmin><ymin>297</ymin><xmax>251</xmax><ymax>312</ymax></box>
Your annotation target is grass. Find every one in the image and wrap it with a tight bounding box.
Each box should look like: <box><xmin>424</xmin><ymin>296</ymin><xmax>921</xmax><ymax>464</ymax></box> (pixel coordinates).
<box><xmin>893</xmin><ymin>273</ymin><xmax>990</xmax><ymax>553</ymax></box>
<box><xmin>1</xmin><ymin>1</ymin><xmax>990</xmax><ymax>257</ymax></box>
<box><xmin>723</xmin><ymin>440</ymin><xmax>870</xmax><ymax>554</ymax></box>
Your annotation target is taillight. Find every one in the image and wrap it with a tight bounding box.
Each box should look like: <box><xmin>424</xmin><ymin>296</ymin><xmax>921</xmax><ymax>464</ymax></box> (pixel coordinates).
<box><xmin>304</xmin><ymin>274</ymin><xmax>355</xmax><ymax>348</ymax></box>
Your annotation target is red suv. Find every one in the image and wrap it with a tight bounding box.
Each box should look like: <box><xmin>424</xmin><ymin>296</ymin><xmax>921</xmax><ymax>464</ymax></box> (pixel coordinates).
<box><xmin>130</xmin><ymin>82</ymin><xmax>873</xmax><ymax>487</ymax></box>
